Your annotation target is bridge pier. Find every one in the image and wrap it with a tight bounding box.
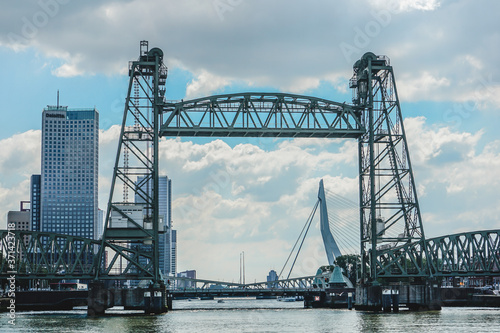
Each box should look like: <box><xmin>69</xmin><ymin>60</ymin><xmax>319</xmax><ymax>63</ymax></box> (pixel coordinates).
<box><xmin>144</xmin><ymin>283</ymin><xmax>168</xmax><ymax>314</ymax></box>
<box><xmin>88</xmin><ymin>282</ymin><xmax>114</xmax><ymax>316</ymax></box>
<box><xmin>355</xmin><ymin>281</ymin><xmax>441</xmax><ymax>312</ymax></box>
<box><xmin>89</xmin><ymin>282</ymin><xmax>168</xmax><ymax>315</ymax></box>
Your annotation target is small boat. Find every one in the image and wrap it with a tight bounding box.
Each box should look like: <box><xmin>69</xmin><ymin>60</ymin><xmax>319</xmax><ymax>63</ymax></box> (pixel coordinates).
<box><xmin>217</xmin><ymin>299</ymin><xmax>225</xmax><ymax>303</ymax></box>
<box><xmin>277</xmin><ymin>296</ymin><xmax>296</xmax><ymax>302</ymax></box>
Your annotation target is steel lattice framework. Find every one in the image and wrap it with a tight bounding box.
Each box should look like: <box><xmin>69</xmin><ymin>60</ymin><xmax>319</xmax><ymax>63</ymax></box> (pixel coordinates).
<box><xmin>426</xmin><ymin>230</ymin><xmax>500</xmax><ymax>277</ymax></box>
<box><xmin>3</xmin><ymin>230</ymin><xmax>499</xmax><ymax>280</ymax></box>
<box><xmin>0</xmin><ymin>230</ymin><xmax>157</xmax><ymax>280</ymax></box>
<box><xmin>351</xmin><ymin>53</ymin><xmax>428</xmax><ymax>283</ymax></box>
<box><xmin>161</xmin><ymin>93</ymin><xmax>364</xmax><ymax>138</ymax></box>
<box><xmin>97</xmin><ymin>41</ymin><xmax>168</xmax><ymax>284</ymax></box>
<box><xmin>171</xmin><ymin>274</ymin><xmax>322</xmax><ymax>291</ymax></box>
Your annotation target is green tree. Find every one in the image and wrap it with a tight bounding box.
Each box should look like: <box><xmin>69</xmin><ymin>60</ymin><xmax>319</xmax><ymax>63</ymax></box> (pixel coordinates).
<box><xmin>334</xmin><ymin>254</ymin><xmax>360</xmax><ymax>286</ymax></box>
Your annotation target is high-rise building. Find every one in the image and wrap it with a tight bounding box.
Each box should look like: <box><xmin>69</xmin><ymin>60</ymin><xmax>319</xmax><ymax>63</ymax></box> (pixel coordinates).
<box><xmin>40</xmin><ymin>106</ymin><xmax>99</xmax><ymax>240</ymax></box>
<box><xmin>8</xmin><ymin>205</ymin><xmax>31</xmax><ymax>248</ymax></box>
<box><xmin>135</xmin><ymin>175</ymin><xmax>176</xmax><ymax>277</ymax></box>
<box><xmin>176</xmin><ymin>270</ymin><xmax>196</xmax><ymax>289</ymax></box>
<box><xmin>96</xmin><ymin>208</ymin><xmax>104</xmax><ymax>240</ymax></box>
<box><xmin>30</xmin><ymin>175</ymin><xmax>41</xmax><ymax>232</ymax></box>
<box><xmin>7</xmin><ymin>210</ymin><xmax>31</xmax><ymax>231</ymax></box>
<box><xmin>171</xmin><ymin>229</ymin><xmax>177</xmax><ymax>275</ymax></box>
<box><xmin>266</xmin><ymin>269</ymin><xmax>278</xmax><ymax>288</ymax></box>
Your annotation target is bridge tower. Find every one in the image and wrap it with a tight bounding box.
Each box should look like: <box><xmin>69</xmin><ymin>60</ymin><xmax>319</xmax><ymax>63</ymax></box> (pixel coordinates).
<box><xmin>318</xmin><ymin>179</ymin><xmax>342</xmax><ymax>265</ymax></box>
<box><xmin>351</xmin><ymin>53</ymin><xmax>438</xmax><ymax>310</ymax></box>
<box><xmin>92</xmin><ymin>41</ymin><xmax>168</xmax><ymax>314</ymax></box>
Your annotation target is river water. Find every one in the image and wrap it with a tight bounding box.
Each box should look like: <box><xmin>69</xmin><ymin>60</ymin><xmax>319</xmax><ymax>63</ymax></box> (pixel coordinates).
<box><xmin>2</xmin><ymin>298</ymin><xmax>500</xmax><ymax>332</ymax></box>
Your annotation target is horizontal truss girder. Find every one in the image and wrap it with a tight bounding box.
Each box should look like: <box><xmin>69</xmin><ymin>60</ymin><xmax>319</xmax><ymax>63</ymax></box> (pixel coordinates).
<box><xmin>161</xmin><ymin>93</ymin><xmax>365</xmax><ymax>138</ymax></box>
<box><xmin>0</xmin><ymin>230</ymin><xmax>155</xmax><ymax>280</ymax></box>
<box><xmin>374</xmin><ymin>229</ymin><xmax>500</xmax><ymax>277</ymax></box>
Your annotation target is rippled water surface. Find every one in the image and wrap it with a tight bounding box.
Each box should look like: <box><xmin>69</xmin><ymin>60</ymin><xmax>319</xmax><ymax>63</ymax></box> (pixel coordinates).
<box><xmin>2</xmin><ymin>298</ymin><xmax>500</xmax><ymax>332</ymax></box>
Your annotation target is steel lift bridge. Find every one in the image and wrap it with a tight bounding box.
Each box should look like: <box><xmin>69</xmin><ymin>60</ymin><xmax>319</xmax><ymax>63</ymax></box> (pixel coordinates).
<box><xmin>2</xmin><ymin>42</ymin><xmax>500</xmax><ymax>312</ymax></box>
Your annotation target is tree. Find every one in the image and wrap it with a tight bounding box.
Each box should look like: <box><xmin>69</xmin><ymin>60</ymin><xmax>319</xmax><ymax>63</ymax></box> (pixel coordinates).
<box><xmin>335</xmin><ymin>254</ymin><xmax>360</xmax><ymax>286</ymax></box>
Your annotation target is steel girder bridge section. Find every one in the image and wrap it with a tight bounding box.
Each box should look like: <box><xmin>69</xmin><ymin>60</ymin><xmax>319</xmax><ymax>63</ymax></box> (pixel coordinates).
<box><xmin>170</xmin><ymin>274</ymin><xmax>324</xmax><ymax>292</ymax></box>
<box><xmin>0</xmin><ymin>230</ymin><xmax>157</xmax><ymax>280</ymax></box>
<box><xmin>349</xmin><ymin>229</ymin><xmax>500</xmax><ymax>278</ymax></box>
<box><xmin>426</xmin><ymin>230</ymin><xmax>500</xmax><ymax>277</ymax></box>
<box><xmin>161</xmin><ymin>93</ymin><xmax>364</xmax><ymax>138</ymax></box>
<box><xmin>2</xmin><ymin>229</ymin><xmax>499</xmax><ymax>281</ymax></box>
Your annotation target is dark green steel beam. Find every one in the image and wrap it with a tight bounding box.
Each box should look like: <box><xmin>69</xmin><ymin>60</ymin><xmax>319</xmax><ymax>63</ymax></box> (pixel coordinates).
<box><xmin>160</xmin><ymin>93</ymin><xmax>365</xmax><ymax>138</ymax></box>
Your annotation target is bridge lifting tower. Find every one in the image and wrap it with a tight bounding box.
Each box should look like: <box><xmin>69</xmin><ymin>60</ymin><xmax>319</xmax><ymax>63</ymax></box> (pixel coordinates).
<box><xmin>92</xmin><ymin>41</ymin><xmax>168</xmax><ymax>313</ymax></box>
<box><xmin>352</xmin><ymin>52</ymin><xmax>438</xmax><ymax>310</ymax></box>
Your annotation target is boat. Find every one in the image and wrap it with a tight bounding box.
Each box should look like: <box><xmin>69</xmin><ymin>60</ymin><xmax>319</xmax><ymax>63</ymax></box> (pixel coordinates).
<box><xmin>277</xmin><ymin>296</ymin><xmax>297</xmax><ymax>302</ymax></box>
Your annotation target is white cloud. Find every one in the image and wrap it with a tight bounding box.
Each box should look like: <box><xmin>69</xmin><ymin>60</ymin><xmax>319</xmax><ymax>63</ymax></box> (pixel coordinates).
<box><xmin>369</xmin><ymin>0</ymin><xmax>441</xmax><ymax>12</ymax></box>
<box><xmin>0</xmin><ymin>130</ymin><xmax>41</xmax><ymax>228</ymax></box>
<box><xmin>185</xmin><ymin>70</ymin><xmax>231</xmax><ymax>99</ymax></box>
<box><xmin>0</xmin><ymin>130</ymin><xmax>40</xmax><ymax>183</ymax></box>
<box><xmin>1</xmin><ymin>0</ymin><xmax>498</xmax><ymax>106</ymax></box>
<box><xmin>398</xmin><ymin>71</ymin><xmax>450</xmax><ymax>101</ymax></box>
<box><xmin>282</xmin><ymin>77</ymin><xmax>321</xmax><ymax>94</ymax></box>
<box><xmin>405</xmin><ymin>116</ymin><xmax>481</xmax><ymax>166</ymax></box>
<box><xmin>51</xmin><ymin>60</ymin><xmax>85</xmax><ymax>77</ymax></box>
<box><xmin>405</xmin><ymin>116</ymin><xmax>500</xmax><ymax>236</ymax></box>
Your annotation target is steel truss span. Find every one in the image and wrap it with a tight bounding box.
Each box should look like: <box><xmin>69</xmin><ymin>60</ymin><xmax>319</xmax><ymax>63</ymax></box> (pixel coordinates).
<box><xmin>171</xmin><ymin>274</ymin><xmax>322</xmax><ymax>291</ymax></box>
<box><xmin>426</xmin><ymin>230</ymin><xmax>500</xmax><ymax>277</ymax></box>
<box><xmin>161</xmin><ymin>93</ymin><xmax>364</xmax><ymax>138</ymax></box>
<box><xmin>0</xmin><ymin>230</ymin><xmax>156</xmax><ymax>280</ymax></box>
<box><xmin>373</xmin><ymin>230</ymin><xmax>500</xmax><ymax>278</ymax></box>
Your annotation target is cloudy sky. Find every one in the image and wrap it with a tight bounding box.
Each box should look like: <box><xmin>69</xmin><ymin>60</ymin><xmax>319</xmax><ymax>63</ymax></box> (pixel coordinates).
<box><xmin>1</xmin><ymin>0</ymin><xmax>499</xmax><ymax>283</ymax></box>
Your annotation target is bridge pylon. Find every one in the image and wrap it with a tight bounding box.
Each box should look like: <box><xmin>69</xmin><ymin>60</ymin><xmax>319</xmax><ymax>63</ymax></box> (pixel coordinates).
<box><xmin>92</xmin><ymin>41</ymin><xmax>168</xmax><ymax>314</ymax></box>
<box><xmin>352</xmin><ymin>52</ymin><xmax>439</xmax><ymax>310</ymax></box>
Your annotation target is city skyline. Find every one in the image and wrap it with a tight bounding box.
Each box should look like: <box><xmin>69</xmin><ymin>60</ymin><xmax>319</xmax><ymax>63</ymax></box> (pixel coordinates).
<box><xmin>1</xmin><ymin>0</ymin><xmax>500</xmax><ymax>283</ymax></box>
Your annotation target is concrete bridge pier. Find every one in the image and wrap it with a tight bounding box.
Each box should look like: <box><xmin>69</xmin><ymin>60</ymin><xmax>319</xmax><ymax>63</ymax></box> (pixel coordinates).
<box><xmin>144</xmin><ymin>283</ymin><xmax>168</xmax><ymax>314</ymax></box>
<box><xmin>355</xmin><ymin>284</ymin><xmax>382</xmax><ymax>311</ymax></box>
<box><xmin>355</xmin><ymin>281</ymin><xmax>442</xmax><ymax>312</ymax></box>
<box><xmin>88</xmin><ymin>282</ymin><xmax>114</xmax><ymax>316</ymax></box>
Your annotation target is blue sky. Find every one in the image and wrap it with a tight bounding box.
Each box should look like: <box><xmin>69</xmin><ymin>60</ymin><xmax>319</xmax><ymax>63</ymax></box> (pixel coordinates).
<box><xmin>1</xmin><ymin>0</ymin><xmax>500</xmax><ymax>282</ymax></box>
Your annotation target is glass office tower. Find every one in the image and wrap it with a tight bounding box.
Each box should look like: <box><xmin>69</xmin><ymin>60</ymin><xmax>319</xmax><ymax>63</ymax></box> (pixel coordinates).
<box><xmin>40</xmin><ymin>106</ymin><xmax>99</xmax><ymax>240</ymax></box>
<box><xmin>30</xmin><ymin>174</ymin><xmax>41</xmax><ymax>232</ymax></box>
<box><xmin>135</xmin><ymin>175</ymin><xmax>176</xmax><ymax>276</ymax></box>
